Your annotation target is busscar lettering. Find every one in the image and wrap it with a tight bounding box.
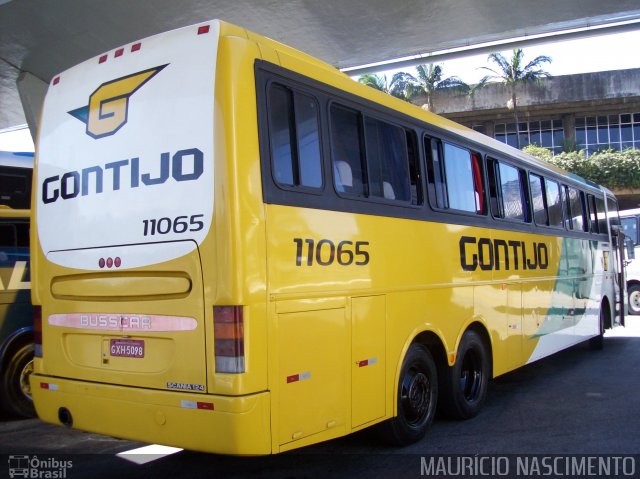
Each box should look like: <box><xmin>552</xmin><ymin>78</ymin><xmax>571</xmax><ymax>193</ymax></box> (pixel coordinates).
<box><xmin>79</xmin><ymin>314</ymin><xmax>152</xmax><ymax>330</ymax></box>
<box><xmin>459</xmin><ymin>235</ymin><xmax>549</xmax><ymax>272</ymax></box>
<box><xmin>41</xmin><ymin>148</ymin><xmax>203</xmax><ymax>204</ymax></box>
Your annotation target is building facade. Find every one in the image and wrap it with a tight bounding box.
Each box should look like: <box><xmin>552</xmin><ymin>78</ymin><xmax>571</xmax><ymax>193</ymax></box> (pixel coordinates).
<box><xmin>422</xmin><ymin>68</ymin><xmax>640</xmax><ymax>208</ymax></box>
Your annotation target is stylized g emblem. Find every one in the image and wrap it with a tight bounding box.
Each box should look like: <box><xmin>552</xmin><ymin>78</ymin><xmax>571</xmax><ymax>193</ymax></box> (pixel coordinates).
<box><xmin>69</xmin><ymin>64</ymin><xmax>168</xmax><ymax>139</ymax></box>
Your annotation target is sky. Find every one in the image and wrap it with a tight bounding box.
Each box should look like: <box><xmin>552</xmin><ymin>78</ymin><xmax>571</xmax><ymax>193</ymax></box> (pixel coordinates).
<box><xmin>416</xmin><ymin>29</ymin><xmax>640</xmax><ymax>85</ymax></box>
<box><xmin>1</xmin><ymin>29</ymin><xmax>639</xmax><ymax>154</ymax></box>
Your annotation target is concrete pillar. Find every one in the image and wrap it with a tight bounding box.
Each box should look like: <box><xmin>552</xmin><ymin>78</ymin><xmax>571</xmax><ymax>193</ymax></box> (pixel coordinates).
<box><xmin>17</xmin><ymin>71</ymin><xmax>48</xmax><ymax>143</ymax></box>
<box><xmin>482</xmin><ymin>120</ymin><xmax>495</xmax><ymax>138</ymax></box>
<box><xmin>562</xmin><ymin>113</ymin><xmax>575</xmax><ymax>142</ymax></box>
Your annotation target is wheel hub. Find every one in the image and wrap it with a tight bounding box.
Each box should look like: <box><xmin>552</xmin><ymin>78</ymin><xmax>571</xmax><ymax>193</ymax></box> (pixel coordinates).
<box><xmin>630</xmin><ymin>290</ymin><xmax>640</xmax><ymax>314</ymax></box>
<box><xmin>402</xmin><ymin>370</ymin><xmax>430</xmax><ymax>423</ymax></box>
<box><xmin>459</xmin><ymin>350</ymin><xmax>482</xmax><ymax>401</ymax></box>
<box><xmin>19</xmin><ymin>359</ymin><xmax>34</xmax><ymax>400</ymax></box>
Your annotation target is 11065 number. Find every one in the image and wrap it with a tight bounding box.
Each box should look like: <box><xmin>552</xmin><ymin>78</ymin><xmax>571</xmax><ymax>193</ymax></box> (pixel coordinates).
<box><xmin>143</xmin><ymin>214</ymin><xmax>204</xmax><ymax>236</ymax></box>
<box><xmin>293</xmin><ymin>238</ymin><xmax>370</xmax><ymax>266</ymax></box>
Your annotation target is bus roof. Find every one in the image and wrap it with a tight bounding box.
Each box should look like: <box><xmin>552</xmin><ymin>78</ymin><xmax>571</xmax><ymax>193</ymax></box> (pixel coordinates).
<box><xmin>0</xmin><ymin>150</ymin><xmax>34</xmax><ymax>168</ymax></box>
<box><xmin>620</xmin><ymin>208</ymin><xmax>640</xmax><ymax>217</ymax></box>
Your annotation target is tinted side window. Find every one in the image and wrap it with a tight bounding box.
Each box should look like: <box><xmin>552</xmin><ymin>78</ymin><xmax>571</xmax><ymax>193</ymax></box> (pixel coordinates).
<box><xmin>595</xmin><ymin>197</ymin><xmax>607</xmax><ymax>233</ymax></box>
<box><xmin>607</xmin><ymin>197</ymin><xmax>620</xmax><ymax>227</ymax></box>
<box><xmin>330</xmin><ymin>105</ymin><xmax>366</xmax><ymax>196</ymax></box>
<box><xmin>425</xmin><ymin>137</ymin><xmax>446</xmax><ymax>208</ymax></box>
<box><xmin>268</xmin><ymin>84</ymin><xmax>322</xmax><ymax>189</ymax></box>
<box><xmin>565</xmin><ymin>186</ymin><xmax>586</xmax><ymax>231</ymax></box>
<box><xmin>331</xmin><ymin>105</ymin><xmax>421</xmax><ymax>205</ymax></box>
<box><xmin>0</xmin><ymin>166</ymin><xmax>33</xmax><ymax>209</ymax></box>
<box><xmin>0</xmin><ymin>221</ymin><xmax>29</xmax><ymax>249</ymax></box>
<box><xmin>364</xmin><ymin>117</ymin><xmax>411</xmax><ymax>202</ymax></box>
<box><xmin>488</xmin><ymin>159</ymin><xmax>527</xmax><ymax>222</ymax></box>
<box><xmin>430</xmin><ymin>142</ymin><xmax>485</xmax><ymax>214</ymax></box>
<box><xmin>621</xmin><ymin>217</ymin><xmax>638</xmax><ymax>245</ymax></box>
<box><xmin>0</xmin><ymin>223</ymin><xmax>17</xmax><ymax>248</ymax></box>
<box><xmin>587</xmin><ymin>194</ymin><xmax>598</xmax><ymax>233</ymax></box>
<box><xmin>529</xmin><ymin>174</ymin><xmax>548</xmax><ymax>225</ymax></box>
<box><xmin>545</xmin><ymin>178</ymin><xmax>563</xmax><ymax>228</ymax></box>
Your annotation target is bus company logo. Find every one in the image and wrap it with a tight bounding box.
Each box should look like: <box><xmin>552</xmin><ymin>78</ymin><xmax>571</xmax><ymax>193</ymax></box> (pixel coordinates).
<box><xmin>68</xmin><ymin>64</ymin><xmax>168</xmax><ymax>139</ymax></box>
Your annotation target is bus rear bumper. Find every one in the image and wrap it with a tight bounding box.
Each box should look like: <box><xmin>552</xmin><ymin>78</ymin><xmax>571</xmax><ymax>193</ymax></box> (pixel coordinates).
<box><xmin>30</xmin><ymin>373</ymin><xmax>272</xmax><ymax>455</ymax></box>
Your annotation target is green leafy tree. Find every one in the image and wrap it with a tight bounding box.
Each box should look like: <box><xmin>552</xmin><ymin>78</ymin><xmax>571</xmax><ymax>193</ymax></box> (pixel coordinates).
<box><xmin>523</xmin><ymin>146</ymin><xmax>640</xmax><ymax>190</ymax></box>
<box><xmin>479</xmin><ymin>49</ymin><xmax>551</xmax><ymax>148</ymax></box>
<box><xmin>357</xmin><ymin>72</ymin><xmax>415</xmax><ymax>100</ymax></box>
<box><xmin>407</xmin><ymin>63</ymin><xmax>470</xmax><ymax>112</ymax></box>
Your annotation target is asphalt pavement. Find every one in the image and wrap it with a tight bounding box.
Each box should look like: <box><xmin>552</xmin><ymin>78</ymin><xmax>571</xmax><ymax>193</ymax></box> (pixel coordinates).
<box><xmin>2</xmin><ymin>317</ymin><xmax>640</xmax><ymax>478</ymax></box>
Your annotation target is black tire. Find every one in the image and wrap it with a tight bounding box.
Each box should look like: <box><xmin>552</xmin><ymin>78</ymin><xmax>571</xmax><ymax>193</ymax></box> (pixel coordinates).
<box><xmin>0</xmin><ymin>342</ymin><xmax>35</xmax><ymax>418</ymax></box>
<box><xmin>589</xmin><ymin>305</ymin><xmax>606</xmax><ymax>351</ymax></box>
<box><xmin>439</xmin><ymin>330</ymin><xmax>490</xmax><ymax>420</ymax></box>
<box><xmin>628</xmin><ymin>284</ymin><xmax>640</xmax><ymax>316</ymax></box>
<box><xmin>380</xmin><ymin>343</ymin><xmax>438</xmax><ymax>446</ymax></box>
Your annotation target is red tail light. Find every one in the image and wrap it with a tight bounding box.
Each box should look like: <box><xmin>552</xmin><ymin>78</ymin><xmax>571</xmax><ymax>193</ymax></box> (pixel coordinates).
<box><xmin>213</xmin><ymin>306</ymin><xmax>244</xmax><ymax>373</ymax></box>
<box><xmin>34</xmin><ymin>305</ymin><xmax>43</xmax><ymax>358</ymax></box>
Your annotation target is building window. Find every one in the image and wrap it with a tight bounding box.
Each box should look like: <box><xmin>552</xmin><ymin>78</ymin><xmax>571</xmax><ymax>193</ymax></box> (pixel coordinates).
<box><xmin>575</xmin><ymin>113</ymin><xmax>640</xmax><ymax>155</ymax></box>
<box><xmin>495</xmin><ymin>120</ymin><xmax>564</xmax><ymax>154</ymax></box>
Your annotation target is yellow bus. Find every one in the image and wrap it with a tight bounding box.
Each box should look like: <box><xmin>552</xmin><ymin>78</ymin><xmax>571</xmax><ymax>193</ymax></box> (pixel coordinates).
<box><xmin>30</xmin><ymin>20</ymin><xmax>626</xmax><ymax>454</ymax></box>
<box><xmin>0</xmin><ymin>151</ymin><xmax>34</xmax><ymax>418</ymax></box>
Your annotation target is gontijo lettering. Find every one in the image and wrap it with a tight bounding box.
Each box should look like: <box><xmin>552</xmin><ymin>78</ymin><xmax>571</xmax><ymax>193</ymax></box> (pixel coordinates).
<box><xmin>41</xmin><ymin>147</ymin><xmax>203</xmax><ymax>204</ymax></box>
<box><xmin>459</xmin><ymin>235</ymin><xmax>549</xmax><ymax>271</ymax></box>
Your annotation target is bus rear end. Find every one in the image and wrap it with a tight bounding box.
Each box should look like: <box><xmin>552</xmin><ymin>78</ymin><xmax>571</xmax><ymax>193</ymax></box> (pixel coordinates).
<box><xmin>30</xmin><ymin>21</ymin><xmax>271</xmax><ymax>454</ymax></box>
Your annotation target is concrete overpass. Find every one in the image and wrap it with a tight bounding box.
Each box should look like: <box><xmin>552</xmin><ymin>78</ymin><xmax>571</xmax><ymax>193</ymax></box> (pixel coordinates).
<box><xmin>2</xmin><ymin>0</ymin><xmax>640</xmax><ymax>138</ymax></box>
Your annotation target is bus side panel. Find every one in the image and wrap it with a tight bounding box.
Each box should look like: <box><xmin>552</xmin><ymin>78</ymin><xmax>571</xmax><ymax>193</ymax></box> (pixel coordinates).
<box><xmin>351</xmin><ymin>295</ymin><xmax>386</xmax><ymax>428</ymax></box>
<box><xmin>275</xmin><ymin>300</ymin><xmax>347</xmax><ymax>445</ymax></box>
<box><xmin>523</xmin><ymin>237</ymin><xmax>602</xmax><ymax>363</ymax></box>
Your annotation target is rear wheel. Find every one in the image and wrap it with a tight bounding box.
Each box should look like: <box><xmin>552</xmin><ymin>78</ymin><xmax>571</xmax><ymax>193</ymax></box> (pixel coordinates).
<box><xmin>440</xmin><ymin>330</ymin><xmax>490</xmax><ymax>420</ymax></box>
<box><xmin>628</xmin><ymin>284</ymin><xmax>640</xmax><ymax>316</ymax></box>
<box><xmin>0</xmin><ymin>342</ymin><xmax>35</xmax><ymax>418</ymax></box>
<box><xmin>381</xmin><ymin>343</ymin><xmax>438</xmax><ymax>446</ymax></box>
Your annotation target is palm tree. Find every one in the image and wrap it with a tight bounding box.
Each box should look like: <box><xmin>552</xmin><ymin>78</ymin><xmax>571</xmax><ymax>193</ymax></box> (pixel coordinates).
<box><xmin>479</xmin><ymin>49</ymin><xmax>551</xmax><ymax>148</ymax></box>
<box><xmin>407</xmin><ymin>64</ymin><xmax>470</xmax><ymax>112</ymax></box>
<box><xmin>357</xmin><ymin>72</ymin><xmax>415</xmax><ymax>101</ymax></box>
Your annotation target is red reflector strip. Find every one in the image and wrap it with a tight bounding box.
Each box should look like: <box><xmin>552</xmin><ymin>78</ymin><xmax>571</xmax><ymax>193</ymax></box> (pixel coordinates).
<box><xmin>40</xmin><ymin>382</ymin><xmax>59</xmax><ymax>391</ymax></box>
<box><xmin>99</xmin><ymin>54</ymin><xmax>108</xmax><ymax>64</ymax></box>
<box><xmin>197</xmin><ymin>25</ymin><xmax>210</xmax><ymax>35</ymax></box>
<box><xmin>358</xmin><ymin>357</ymin><xmax>378</xmax><ymax>368</ymax></box>
<box><xmin>131</xmin><ymin>43</ymin><xmax>141</xmax><ymax>52</ymax></box>
<box><xmin>180</xmin><ymin>400</ymin><xmax>214</xmax><ymax>410</ymax></box>
<box><xmin>287</xmin><ymin>371</ymin><xmax>311</xmax><ymax>383</ymax></box>
<box><xmin>115</xmin><ymin>48</ymin><xmax>124</xmax><ymax>58</ymax></box>
<box><xmin>52</xmin><ymin>77</ymin><xmax>60</xmax><ymax>86</ymax></box>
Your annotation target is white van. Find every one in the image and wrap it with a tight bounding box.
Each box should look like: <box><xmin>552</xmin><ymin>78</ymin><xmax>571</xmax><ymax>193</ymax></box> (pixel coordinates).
<box><xmin>620</xmin><ymin>208</ymin><xmax>640</xmax><ymax>314</ymax></box>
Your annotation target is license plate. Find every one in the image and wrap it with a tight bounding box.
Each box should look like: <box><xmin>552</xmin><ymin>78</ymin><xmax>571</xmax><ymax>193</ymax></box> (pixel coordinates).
<box><xmin>110</xmin><ymin>339</ymin><xmax>145</xmax><ymax>358</ymax></box>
